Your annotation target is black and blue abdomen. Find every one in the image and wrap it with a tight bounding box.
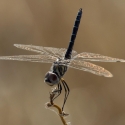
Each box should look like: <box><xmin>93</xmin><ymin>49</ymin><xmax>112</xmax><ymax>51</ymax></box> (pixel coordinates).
<box><xmin>65</xmin><ymin>8</ymin><xmax>82</xmax><ymax>59</ymax></box>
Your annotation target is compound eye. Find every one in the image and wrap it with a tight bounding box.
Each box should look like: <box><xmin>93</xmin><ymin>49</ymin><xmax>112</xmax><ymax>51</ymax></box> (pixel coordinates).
<box><xmin>49</xmin><ymin>73</ymin><xmax>58</xmax><ymax>83</ymax></box>
<box><xmin>44</xmin><ymin>72</ymin><xmax>59</xmax><ymax>86</ymax></box>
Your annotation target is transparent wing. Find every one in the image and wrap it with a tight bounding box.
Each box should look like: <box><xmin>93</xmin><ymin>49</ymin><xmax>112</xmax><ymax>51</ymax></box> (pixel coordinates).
<box><xmin>73</xmin><ymin>52</ymin><xmax>125</xmax><ymax>62</ymax></box>
<box><xmin>14</xmin><ymin>44</ymin><xmax>77</xmax><ymax>58</ymax></box>
<box><xmin>68</xmin><ymin>60</ymin><xmax>113</xmax><ymax>77</ymax></box>
<box><xmin>0</xmin><ymin>55</ymin><xmax>57</xmax><ymax>63</ymax></box>
<box><xmin>43</xmin><ymin>47</ymin><xmax>77</xmax><ymax>58</ymax></box>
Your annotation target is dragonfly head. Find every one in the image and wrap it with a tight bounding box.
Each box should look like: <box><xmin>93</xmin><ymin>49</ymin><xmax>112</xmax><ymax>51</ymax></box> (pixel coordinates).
<box><xmin>44</xmin><ymin>71</ymin><xmax>59</xmax><ymax>86</ymax></box>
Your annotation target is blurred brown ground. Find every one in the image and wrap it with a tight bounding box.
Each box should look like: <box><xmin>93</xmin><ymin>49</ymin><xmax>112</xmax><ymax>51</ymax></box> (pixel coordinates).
<box><xmin>0</xmin><ymin>0</ymin><xmax>125</xmax><ymax>125</ymax></box>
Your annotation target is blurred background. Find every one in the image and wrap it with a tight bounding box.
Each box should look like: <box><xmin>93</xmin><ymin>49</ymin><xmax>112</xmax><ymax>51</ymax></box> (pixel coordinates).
<box><xmin>0</xmin><ymin>0</ymin><xmax>125</xmax><ymax>125</ymax></box>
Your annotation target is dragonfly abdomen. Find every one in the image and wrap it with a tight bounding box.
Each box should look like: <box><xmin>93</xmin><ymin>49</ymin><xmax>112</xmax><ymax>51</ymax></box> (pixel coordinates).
<box><xmin>65</xmin><ymin>8</ymin><xmax>82</xmax><ymax>59</ymax></box>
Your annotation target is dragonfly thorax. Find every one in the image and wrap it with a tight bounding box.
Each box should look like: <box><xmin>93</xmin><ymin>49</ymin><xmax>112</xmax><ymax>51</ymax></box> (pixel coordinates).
<box><xmin>44</xmin><ymin>61</ymin><xmax>68</xmax><ymax>86</ymax></box>
<box><xmin>52</xmin><ymin>62</ymin><xmax>68</xmax><ymax>77</ymax></box>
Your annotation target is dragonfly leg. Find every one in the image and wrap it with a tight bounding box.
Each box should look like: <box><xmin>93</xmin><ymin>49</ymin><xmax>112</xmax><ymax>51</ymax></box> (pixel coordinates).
<box><xmin>61</xmin><ymin>79</ymin><xmax>70</xmax><ymax>111</ymax></box>
<box><xmin>52</xmin><ymin>82</ymin><xmax>62</xmax><ymax>101</ymax></box>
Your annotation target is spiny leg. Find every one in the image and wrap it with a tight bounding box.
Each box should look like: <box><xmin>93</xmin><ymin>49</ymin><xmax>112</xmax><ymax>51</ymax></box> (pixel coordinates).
<box><xmin>61</xmin><ymin>78</ymin><xmax>70</xmax><ymax>111</ymax></box>
<box><xmin>52</xmin><ymin>82</ymin><xmax>62</xmax><ymax>101</ymax></box>
<box><xmin>61</xmin><ymin>80</ymin><xmax>67</xmax><ymax>111</ymax></box>
<box><xmin>62</xmin><ymin>79</ymin><xmax>70</xmax><ymax>101</ymax></box>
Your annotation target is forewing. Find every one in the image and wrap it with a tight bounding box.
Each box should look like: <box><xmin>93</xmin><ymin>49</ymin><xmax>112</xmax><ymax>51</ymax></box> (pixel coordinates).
<box><xmin>14</xmin><ymin>44</ymin><xmax>45</xmax><ymax>54</ymax></box>
<box><xmin>68</xmin><ymin>60</ymin><xmax>113</xmax><ymax>77</ymax></box>
<box><xmin>73</xmin><ymin>52</ymin><xmax>125</xmax><ymax>62</ymax></box>
<box><xmin>43</xmin><ymin>47</ymin><xmax>77</xmax><ymax>58</ymax></box>
<box><xmin>14</xmin><ymin>44</ymin><xmax>77</xmax><ymax>58</ymax></box>
<box><xmin>0</xmin><ymin>55</ymin><xmax>57</xmax><ymax>63</ymax></box>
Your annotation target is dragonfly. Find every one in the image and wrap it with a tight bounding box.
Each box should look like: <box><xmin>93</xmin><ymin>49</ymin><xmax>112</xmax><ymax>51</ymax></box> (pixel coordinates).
<box><xmin>0</xmin><ymin>8</ymin><xmax>125</xmax><ymax>111</ymax></box>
